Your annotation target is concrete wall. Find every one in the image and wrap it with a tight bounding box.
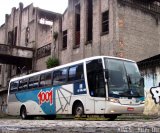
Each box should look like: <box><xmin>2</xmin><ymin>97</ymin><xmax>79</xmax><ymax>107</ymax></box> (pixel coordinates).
<box><xmin>140</xmin><ymin>66</ymin><xmax>160</xmax><ymax>115</ymax></box>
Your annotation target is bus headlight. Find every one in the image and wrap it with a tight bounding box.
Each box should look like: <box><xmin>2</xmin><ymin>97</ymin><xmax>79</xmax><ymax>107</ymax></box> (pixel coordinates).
<box><xmin>108</xmin><ymin>98</ymin><xmax>120</xmax><ymax>103</ymax></box>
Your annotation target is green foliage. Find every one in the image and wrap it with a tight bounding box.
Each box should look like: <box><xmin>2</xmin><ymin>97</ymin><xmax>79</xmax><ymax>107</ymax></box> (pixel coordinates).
<box><xmin>46</xmin><ymin>57</ymin><xmax>59</xmax><ymax>69</ymax></box>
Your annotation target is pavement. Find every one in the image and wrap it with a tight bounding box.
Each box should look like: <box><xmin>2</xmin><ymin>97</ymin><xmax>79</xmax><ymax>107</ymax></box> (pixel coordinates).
<box><xmin>0</xmin><ymin>119</ymin><xmax>160</xmax><ymax>133</ymax></box>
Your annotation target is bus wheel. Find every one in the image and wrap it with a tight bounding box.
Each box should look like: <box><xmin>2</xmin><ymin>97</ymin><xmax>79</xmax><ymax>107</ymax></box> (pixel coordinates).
<box><xmin>104</xmin><ymin>114</ymin><xmax>117</xmax><ymax>121</ymax></box>
<box><xmin>20</xmin><ymin>106</ymin><xmax>27</xmax><ymax>120</ymax></box>
<box><xmin>74</xmin><ymin>103</ymin><xmax>84</xmax><ymax>117</ymax></box>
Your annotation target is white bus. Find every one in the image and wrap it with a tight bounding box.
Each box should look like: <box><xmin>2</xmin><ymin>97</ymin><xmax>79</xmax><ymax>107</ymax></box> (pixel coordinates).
<box><xmin>7</xmin><ymin>56</ymin><xmax>144</xmax><ymax>120</ymax></box>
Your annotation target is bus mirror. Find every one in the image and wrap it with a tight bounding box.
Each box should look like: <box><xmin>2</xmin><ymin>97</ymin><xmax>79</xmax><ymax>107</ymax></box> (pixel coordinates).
<box><xmin>105</xmin><ymin>69</ymin><xmax>109</xmax><ymax>79</ymax></box>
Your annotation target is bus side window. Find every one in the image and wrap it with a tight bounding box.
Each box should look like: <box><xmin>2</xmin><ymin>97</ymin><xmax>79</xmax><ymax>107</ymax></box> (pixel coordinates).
<box><xmin>68</xmin><ymin>64</ymin><xmax>84</xmax><ymax>81</ymax></box>
<box><xmin>19</xmin><ymin>79</ymin><xmax>28</xmax><ymax>90</ymax></box>
<box><xmin>53</xmin><ymin>68</ymin><xmax>68</xmax><ymax>85</ymax></box>
<box><xmin>40</xmin><ymin>74</ymin><xmax>45</xmax><ymax>87</ymax></box>
<box><xmin>29</xmin><ymin>76</ymin><xmax>39</xmax><ymax>89</ymax></box>
<box><xmin>40</xmin><ymin>73</ymin><xmax>52</xmax><ymax>87</ymax></box>
<box><xmin>45</xmin><ymin>73</ymin><xmax>52</xmax><ymax>86</ymax></box>
<box><xmin>10</xmin><ymin>81</ymin><xmax>19</xmax><ymax>92</ymax></box>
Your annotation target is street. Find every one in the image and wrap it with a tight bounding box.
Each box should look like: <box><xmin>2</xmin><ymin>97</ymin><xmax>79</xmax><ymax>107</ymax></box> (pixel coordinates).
<box><xmin>0</xmin><ymin>118</ymin><xmax>160</xmax><ymax>133</ymax></box>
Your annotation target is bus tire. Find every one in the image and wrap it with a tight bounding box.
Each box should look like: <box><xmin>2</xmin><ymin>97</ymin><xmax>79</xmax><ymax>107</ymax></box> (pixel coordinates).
<box><xmin>20</xmin><ymin>106</ymin><xmax>28</xmax><ymax>120</ymax></box>
<box><xmin>73</xmin><ymin>102</ymin><xmax>84</xmax><ymax>117</ymax></box>
<box><xmin>104</xmin><ymin>114</ymin><xmax>117</xmax><ymax>121</ymax></box>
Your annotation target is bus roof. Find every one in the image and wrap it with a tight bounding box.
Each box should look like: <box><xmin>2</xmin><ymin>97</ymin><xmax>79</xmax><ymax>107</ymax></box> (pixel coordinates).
<box><xmin>10</xmin><ymin>56</ymin><xmax>135</xmax><ymax>82</ymax></box>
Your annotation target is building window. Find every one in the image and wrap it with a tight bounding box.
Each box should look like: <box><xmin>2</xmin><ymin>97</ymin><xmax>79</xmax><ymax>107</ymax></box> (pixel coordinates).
<box><xmin>8</xmin><ymin>31</ymin><xmax>13</xmax><ymax>45</ymax></box>
<box><xmin>37</xmin><ymin>43</ymin><xmax>51</xmax><ymax>59</ymax></box>
<box><xmin>87</xmin><ymin>0</ymin><xmax>93</xmax><ymax>42</ymax></box>
<box><xmin>62</xmin><ymin>30</ymin><xmax>67</xmax><ymax>49</ymax></box>
<box><xmin>0</xmin><ymin>65</ymin><xmax>1</xmax><ymax>74</ymax></box>
<box><xmin>8</xmin><ymin>27</ymin><xmax>17</xmax><ymax>45</ymax></box>
<box><xmin>13</xmin><ymin>27</ymin><xmax>17</xmax><ymax>45</ymax></box>
<box><xmin>25</xmin><ymin>27</ymin><xmax>30</xmax><ymax>45</ymax></box>
<box><xmin>75</xmin><ymin>3</ymin><xmax>80</xmax><ymax>46</ymax></box>
<box><xmin>102</xmin><ymin>11</ymin><xmax>109</xmax><ymax>34</ymax></box>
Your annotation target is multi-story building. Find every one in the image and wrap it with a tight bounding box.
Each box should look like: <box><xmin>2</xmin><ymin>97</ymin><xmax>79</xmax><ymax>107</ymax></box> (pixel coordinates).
<box><xmin>0</xmin><ymin>3</ymin><xmax>61</xmax><ymax>112</ymax></box>
<box><xmin>0</xmin><ymin>0</ymin><xmax>160</xmax><ymax>113</ymax></box>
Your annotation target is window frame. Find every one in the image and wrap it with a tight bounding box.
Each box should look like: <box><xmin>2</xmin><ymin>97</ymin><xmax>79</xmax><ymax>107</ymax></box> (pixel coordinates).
<box><xmin>39</xmin><ymin>72</ymin><xmax>52</xmax><ymax>88</ymax></box>
<box><xmin>28</xmin><ymin>75</ymin><xmax>40</xmax><ymax>89</ymax></box>
<box><xmin>101</xmin><ymin>10</ymin><xmax>109</xmax><ymax>35</ymax></box>
<box><xmin>52</xmin><ymin>67</ymin><xmax>68</xmax><ymax>86</ymax></box>
<box><xmin>68</xmin><ymin>63</ymin><xmax>84</xmax><ymax>82</ymax></box>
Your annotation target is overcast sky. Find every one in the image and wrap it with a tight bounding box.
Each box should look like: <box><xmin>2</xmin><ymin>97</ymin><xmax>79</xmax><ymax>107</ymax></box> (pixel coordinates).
<box><xmin>0</xmin><ymin>0</ymin><xmax>68</xmax><ymax>25</ymax></box>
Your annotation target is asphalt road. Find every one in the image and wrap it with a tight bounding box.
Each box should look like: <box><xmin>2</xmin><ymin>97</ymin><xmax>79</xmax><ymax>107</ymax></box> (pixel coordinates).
<box><xmin>0</xmin><ymin>118</ymin><xmax>160</xmax><ymax>133</ymax></box>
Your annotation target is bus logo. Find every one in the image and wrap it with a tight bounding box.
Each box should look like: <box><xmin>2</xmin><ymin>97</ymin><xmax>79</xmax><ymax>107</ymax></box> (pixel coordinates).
<box><xmin>38</xmin><ymin>89</ymin><xmax>53</xmax><ymax>105</ymax></box>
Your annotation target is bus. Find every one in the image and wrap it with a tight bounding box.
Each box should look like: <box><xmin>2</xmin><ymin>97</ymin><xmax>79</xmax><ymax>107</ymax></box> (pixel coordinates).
<box><xmin>7</xmin><ymin>56</ymin><xmax>144</xmax><ymax>120</ymax></box>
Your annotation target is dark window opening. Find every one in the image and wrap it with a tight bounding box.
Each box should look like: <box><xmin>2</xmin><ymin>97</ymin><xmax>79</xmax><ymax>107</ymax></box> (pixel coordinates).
<box><xmin>8</xmin><ymin>27</ymin><xmax>17</xmax><ymax>45</ymax></box>
<box><xmin>0</xmin><ymin>65</ymin><xmax>1</xmax><ymax>74</ymax></box>
<box><xmin>25</xmin><ymin>27</ymin><xmax>30</xmax><ymax>45</ymax></box>
<box><xmin>13</xmin><ymin>27</ymin><xmax>17</xmax><ymax>45</ymax></box>
<box><xmin>75</xmin><ymin>3</ymin><xmax>80</xmax><ymax>46</ymax></box>
<box><xmin>102</xmin><ymin>11</ymin><xmax>109</xmax><ymax>34</ymax></box>
<box><xmin>53</xmin><ymin>68</ymin><xmax>68</xmax><ymax>85</ymax></box>
<box><xmin>68</xmin><ymin>64</ymin><xmax>84</xmax><ymax>81</ymax></box>
<box><xmin>87</xmin><ymin>0</ymin><xmax>93</xmax><ymax>42</ymax></box>
<box><xmin>86</xmin><ymin>59</ymin><xmax>106</xmax><ymax>97</ymax></box>
<box><xmin>40</xmin><ymin>73</ymin><xmax>52</xmax><ymax>87</ymax></box>
<box><xmin>62</xmin><ymin>30</ymin><xmax>67</xmax><ymax>49</ymax></box>
<box><xmin>8</xmin><ymin>31</ymin><xmax>13</xmax><ymax>45</ymax></box>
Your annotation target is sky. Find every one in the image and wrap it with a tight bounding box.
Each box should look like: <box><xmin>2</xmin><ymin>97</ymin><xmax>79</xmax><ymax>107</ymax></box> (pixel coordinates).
<box><xmin>0</xmin><ymin>0</ymin><xmax>68</xmax><ymax>25</ymax></box>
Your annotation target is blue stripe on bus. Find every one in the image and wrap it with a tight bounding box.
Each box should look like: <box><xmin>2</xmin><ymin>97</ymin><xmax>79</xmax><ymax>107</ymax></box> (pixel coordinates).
<box><xmin>15</xmin><ymin>86</ymin><xmax>61</xmax><ymax>115</ymax></box>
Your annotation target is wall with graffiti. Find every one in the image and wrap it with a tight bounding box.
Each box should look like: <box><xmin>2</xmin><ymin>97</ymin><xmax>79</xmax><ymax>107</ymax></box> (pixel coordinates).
<box><xmin>141</xmin><ymin>67</ymin><xmax>160</xmax><ymax>115</ymax></box>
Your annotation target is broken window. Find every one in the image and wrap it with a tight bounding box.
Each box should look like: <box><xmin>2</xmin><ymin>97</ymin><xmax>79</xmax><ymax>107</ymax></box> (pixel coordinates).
<box><xmin>8</xmin><ymin>27</ymin><xmax>17</xmax><ymax>46</ymax></box>
<box><xmin>8</xmin><ymin>31</ymin><xmax>13</xmax><ymax>45</ymax></box>
<box><xmin>102</xmin><ymin>11</ymin><xmax>109</xmax><ymax>34</ymax></box>
<box><xmin>63</xmin><ymin>30</ymin><xmax>67</xmax><ymax>49</ymax></box>
<box><xmin>87</xmin><ymin>0</ymin><xmax>93</xmax><ymax>42</ymax></box>
<box><xmin>25</xmin><ymin>27</ymin><xmax>30</xmax><ymax>45</ymax></box>
<box><xmin>13</xmin><ymin>27</ymin><xmax>17</xmax><ymax>45</ymax></box>
<box><xmin>75</xmin><ymin>3</ymin><xmax>80</xmax><ymax>46</ymax></box>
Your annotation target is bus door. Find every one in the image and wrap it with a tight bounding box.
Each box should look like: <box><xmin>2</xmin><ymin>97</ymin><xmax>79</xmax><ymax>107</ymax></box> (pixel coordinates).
<box><xmin>86</xmin><ymin>59</ymin><xmax>106</xmax><ymax>114</ymax></box>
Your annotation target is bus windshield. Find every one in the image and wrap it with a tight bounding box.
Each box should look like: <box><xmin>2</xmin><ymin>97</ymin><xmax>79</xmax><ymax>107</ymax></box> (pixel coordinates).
<box><xmin>104</xmin><ymin>58</ymin><xmax>144</xmax><ymax>98</ymax></box>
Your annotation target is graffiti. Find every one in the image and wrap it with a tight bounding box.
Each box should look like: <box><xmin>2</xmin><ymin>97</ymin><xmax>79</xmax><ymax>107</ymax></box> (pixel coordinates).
<box><xmin>150</xmin><ymin>87</ymin><xmax>160</xmax><ymax>104</ymax></box>
<box><xmin>38</xmin><ymin>89</ymin><xmax>53</xmax><ymax>105</ymax></box>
